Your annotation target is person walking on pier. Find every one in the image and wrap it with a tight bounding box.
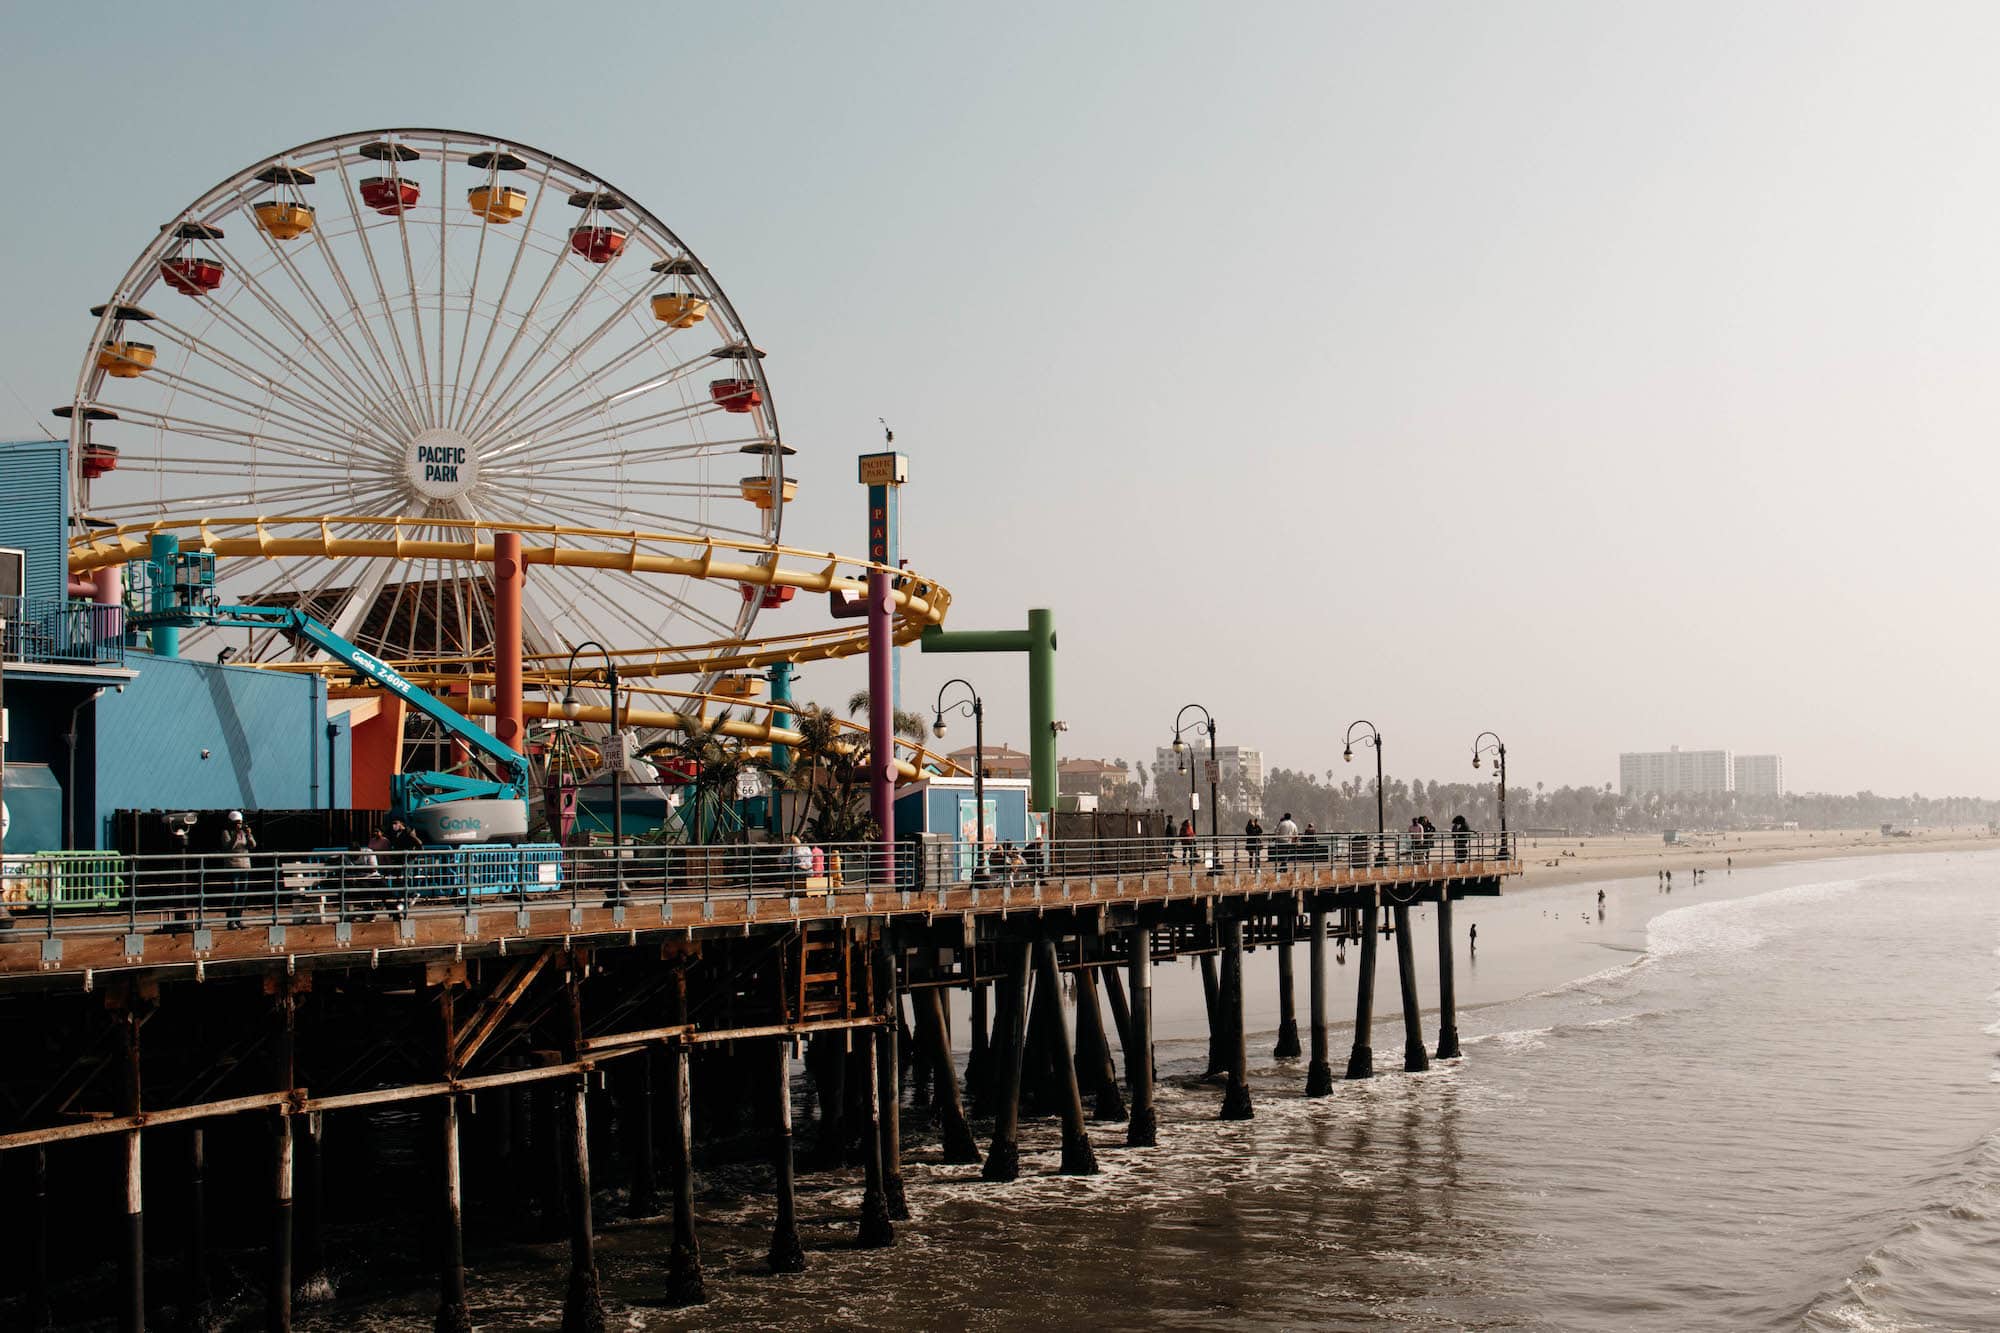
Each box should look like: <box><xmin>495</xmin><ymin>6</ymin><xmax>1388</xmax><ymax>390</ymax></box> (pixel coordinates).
<box><xmin>1245</xmin><ymin>814</ymin><xmax>1264</xmax><ymax>869</ymax></box>
<box><xmin>1178</xmin><ymin>818</ymin><xmax>1197</xmax><ymax>865</ymax></box>
<box><xmin>1451</xmin><ymin>814</ymin><xmax>1472</xmax><ymax>863</ymax></box>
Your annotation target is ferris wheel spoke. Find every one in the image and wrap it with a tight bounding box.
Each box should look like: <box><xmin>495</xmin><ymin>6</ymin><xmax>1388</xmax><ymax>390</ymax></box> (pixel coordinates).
<box><xmin>322</xmin><ymin>154</ymin><xmax>432</xmax><ymax>432</ymax></box>
<box><xmin>450</xmin><ymin>157</ymin><xmax>560</xmax><ymax>435</ymax></box>
<box><xmin>444</xmin><ymin>160</ymin><xmax>500</xmax><ymax>429</ymax></box>
<box><xmin>450</xmin><ymin>161</ymin><xmax>567</xmax><ymax>435</ymax></box>
<box><xmin>385</xmin><ymin>172</ymin><xmax>435</xmax><ymax>427</ymax></box>
<box><xmin>496</xmin><ymin>435</ymin><xmax>763</xmax><ymax>473</ymax></box>
<box><xmin>461</xmin><ymin>254</ymin><xmax>620</xmax><ymax>443</ymax></box>
<box><xmin>498</xmin><ymin>314</ymin><xmax>713</xmax><ymax>439</ymax></box>
<box><xmin>187</xmin><ymin>265</ymin><xmax>414</xmax><ymax>445</ymax></box>
<box><xmin>143</xmin><ymin>316</ymin><xmax>403</xmax><ymax>459</ymax></box>
<box><xmin>467</xmin><ymin>280</ymin><xmax>659</xmax><ymax>445</ymax></box>
<box><xmin>296</xmin><ymin>215</ymin><xmax>429</xmax><ymax>434</ymax></box>
<box><xmin>228</xmin><ymin>222</ymin><xmax>422</xmax><ymax>435</ymax></box>
<box><xmin>130</xmin><ymin>359</ymin><xmax>385</xmax><ymax>459</ymax></box>
<box><xmin>98</xmin><ymin>401</ymin><xmax>383</xmax><ymax>465</ymax></box>
<box><xmin>211</xmin><ymin>233</ymin><xmax>421</xmax><ymax>438</ymax></box>
<box><xmin>478</xmin><ymin>341</ymin><xmax>716</xmax><ymax>456</ymax></box>
<box><xmin>513</xmin><ymin>397</ymin><xmax>729</xmax><ymax>459</ymax></box>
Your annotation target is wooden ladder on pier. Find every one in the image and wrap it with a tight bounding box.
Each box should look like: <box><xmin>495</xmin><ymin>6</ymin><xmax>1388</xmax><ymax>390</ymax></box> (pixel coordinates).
<box><xmin>795</xmin><ymin>920</ymin><xmax>853</xmax><ymax>1022</ymax></box>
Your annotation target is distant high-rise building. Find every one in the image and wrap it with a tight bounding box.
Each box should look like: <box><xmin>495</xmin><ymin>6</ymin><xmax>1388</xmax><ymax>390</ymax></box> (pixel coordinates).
<box><xmin>1154</xmin><ymin>744</ymin><xmax>1265</xmax><ymax>814</ymax></box>
<box><xmin>1619</xmin><ymin>747</ymin><xmax>1734</xmax><ymax>797</ymax></box>
<box><xmin>1734</xmin><ymin>754</ymin><xmax>1784</xmax><ymax>798</ymax></box>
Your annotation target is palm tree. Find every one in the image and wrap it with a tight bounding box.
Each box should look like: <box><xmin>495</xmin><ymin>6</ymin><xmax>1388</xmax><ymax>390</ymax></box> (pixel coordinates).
<box><xmin>845</xmin><ymin>689</ymin><xmax>929</xmax><ymax>744</ymax></box>
<box><xmin>639</xmin><ymin>710</ymin><xmax>773</xmax><ymax>844</ymax></box>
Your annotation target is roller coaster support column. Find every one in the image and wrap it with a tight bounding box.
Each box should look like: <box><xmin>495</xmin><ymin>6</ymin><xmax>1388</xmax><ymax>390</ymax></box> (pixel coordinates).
<box><xmin>494</xmin><ymin>533</ymin><xmax>524</xmax><ymax>753</ymax></box>
<box><xmin>766</xmin><ymin>661</ymin><xmax>794</xmax><ymax>833</ymax></box>
<box><xmin>148</xmin><ymin>532</ymin><xmax>179</xmax><ymax>658</ymax></box>
<box><xmin>918</xmin><ymin>611</ymin><xmax>1059</xmax><ymax>813</ymax></box>
<box><xmin>868</xmin><ymin>568</ymin><xmax>896</xmax><ymax>883</ymax></box>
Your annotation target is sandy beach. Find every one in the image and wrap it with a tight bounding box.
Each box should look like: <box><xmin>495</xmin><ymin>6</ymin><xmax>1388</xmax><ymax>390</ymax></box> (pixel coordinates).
<box><xmin>1510</xmin><ymin>824</ymin><xmax>1997</xmax><ymax>891</ymax></box>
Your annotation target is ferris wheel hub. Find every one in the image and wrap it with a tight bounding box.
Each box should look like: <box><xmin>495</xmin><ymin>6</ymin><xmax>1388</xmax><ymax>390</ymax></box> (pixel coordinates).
<box><xmin>405</xmin><ymin>426</ymin><xmax>481</xmax><ymax>503</ymax></box>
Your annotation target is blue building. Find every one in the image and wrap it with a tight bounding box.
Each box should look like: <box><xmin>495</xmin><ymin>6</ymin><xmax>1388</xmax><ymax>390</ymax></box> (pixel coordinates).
<box><xmin>2</xmin><ymin>438</ymin><xmax>349</xmax><ymax>854</ymax></box>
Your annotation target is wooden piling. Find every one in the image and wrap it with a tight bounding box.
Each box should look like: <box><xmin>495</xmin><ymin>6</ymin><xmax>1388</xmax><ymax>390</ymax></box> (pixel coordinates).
<box><xmin>1073</xmin><ymin>967</ymin><xmax>1126</xmax><ymax>1122</ymax></box>
<box><xmin>624</xmin><ymin>1053</ymin><xmax>659</xmax><ymax>1218</ymax></box>
<box><xmin>916</xmin><ymin>986</ymin><xmax>981</xmax><ymax>1164</ymax></box>
<box><xmin>1200</xmin><ymin>953</ymin><xmax>1226</xmax><ymax>1079</ymax></box>
<box><xmin>1273</xmin><ymin>915</ymin><xmax>1302</xmax><ymax>1059</ymax></box>
<box><xmin>1125</xmin><ymin>925</ymin><xmax>1158</xmax><ymax>1148</ymax></box>
<box><xmin>1346</xmin><ymin>897</ymin><xmax>1379</xmax><ymax>1079</ymax></box>
<box><xmin>1393</xmin><ymin>902</ymin><xmax>1430</xmax><ymax>1073</ymax></box>
<box><xmin>1305</xmin><ymin>906</ymin><xmax>1334</xmax><ymax>1095</ymax></box>
<box><xmin>185</xmin><ymin>1128</ymin><xmax>214</xmax><ymax>1332</ymax></box>
<box><xmin>270</xmin><ymin>987</ymin><xmax>297</xmax><ymax>1333</ymax></box>
<box><xmin>967</xmin><ymin>980</ymin><xmax>991</xmax><ymax>1115</ymax></box>
<box><xmin>117</xmin><ymin>998</ymin><xmax>143</xmax><ymax>1333</ymax></box>
<box><xmin>1218</xmin><ymin>919</ymin><xmax>1254</xmax><ymax>1120</ymax></box>
<box><xmin>1032</xmin><ymin>937</ymin><xmax>1100</xmax><ymax>1175</ymax></box>
<box><xmin>855</xmin><ymin>1021</ymin><xmax>896</xmax><ymax>1247</ymax></box>
<box><xmin>982</xmin><ymin>941</ymin><xmax>1033</xmax><ymax>1182</ymax></box>
<box><xmin>664</xmin><ymin>968</ymin><xmax>705</xmax><ymax>1305</ymax></box>
<box><xmin>876</xmin><ymin>938</ymin><xmax>909</xmax><ymax>1222</ymax></box>
<box><xmin>767</xmin><ymin>1038</ymin><xmax>807</xmax><ymax>1273</ymax></box>
<box><xmin>1434</xmin><ymin>892</ymin><xmax>1462</xmax><ymax>1059</ymax></box>
<box><xmin>1101</xmin><ymin>964</ymin><xmax>1133</xmax><ymax>1056</ymax></box>
<box><xmin>559</xmin><ymin>963</ymin><xmax>606</xmax><ymax>1333</ymax></box>
<box><xmin>436</xmin><ymin>984</ymin><xmax>473</xmax><ymax>1333</ymax></box>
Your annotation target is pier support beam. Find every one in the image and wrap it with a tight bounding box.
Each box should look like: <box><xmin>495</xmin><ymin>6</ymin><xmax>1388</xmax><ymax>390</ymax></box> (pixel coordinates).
<box><xmin>917</xmin><ymin>986</ymin><xmax>981</xmax><ymax>1164</ymax></box>
<box><xmin>664</xmin><ymin>969</ymin><xmax>705</xmax><ymax>1305</ymax></box>
<box><xmin>1102</xmin><ymin>964</ymin><xmax>1133</xmax><ymax>1056</ymax></box>
<box><xmin>967</xmin><ymin>980</ymin><xmax>991</xmax><ymax>1115</ymax></box>
<box><xmin>1074</xmin><ymin>967</ymin><xmax>1126</xmax><ymax>1122</ymax></box>
<box><xmin>1126</xmin><ymin>925</ymin><xmax>1158</xmax><ymax>1148</ymax></box>
<box><xmin>1394</xmin><ymin>901</ymin><xmax>1430</xmax><ymax>1073</ymax></box>
<box><xmin>1346</xmin><ymin>897</ymin><xmax>1379</xmax><ymax>1080</ymax></box>
<box><xmin>1200</xmin><ymin>953</ymin><xmax>1226</xmax><ymax>1079</ymax></box>
<box><xmin>876</xmin><ymin>940</ymin><xmax>909</xmax><ymax>1221</ymax></box>
<box><xmin>559</xmin><ymin>963</ymin><xmax>606</xmax><ymax>1333</ymax></box>
<box><xmin>270</xmin><ymin>986</ymin><xmax>297</xmax><ymax>1333</ymax></box>
<box><xmin>1033</xmin><ymin>937</ymin><xmax>1100</xmax><ymax>1175</ymax></box>
<box><xmin>1218</xmin><ymin>918</ymin><xmax>1254</xmax><ymax>1120</ymax></box>
<box><xmin>435</xmin><ymin>983</ymin><xmax>472</xmax><ymax>1333</ymax></box>
<box><xmin>1305</xmin><ymin>907</ymin><xmax>1334</xmax><ymax>1096</ymax></box>
<box><xmin>855</xmin><ymin>1028</ymin><xmax>895</xmax><ymax>1247</ymax></box>
<box><xmin>982</xmin><ymin>941</ymin><xmax>1033</xmax><ymax>1182</ymax></box>
<box><xmin>116</xmin><ymin>996</ymin><xmax>144</xmax><ymax>1333</ymax></box>
<box><xmin>185</xmin><ymin>1129</ymin><xmax>215</xmax><ymax>1332</ymax></box>
<box><xmin>767</xmin><ymin>1038</ymin><xmax>806</xmax><ymax>1274</ymax></box>
<box><xmin>1273</xmin><ymin>916</ymin><xmax>1302</xmax><ymax>1059</ymax></box>
<box><xmin>624</xmin><ymin>1054</ymin><xmax>659</xmax><ymax>1218</ymax></box>
<box><xmin>1435</xmin><ymin>893</ymin><xmax>1462</xmax><ymax>1060</ymax></box>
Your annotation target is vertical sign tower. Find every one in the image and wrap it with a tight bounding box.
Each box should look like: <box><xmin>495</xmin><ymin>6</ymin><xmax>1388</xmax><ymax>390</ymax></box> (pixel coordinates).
<box><xmin>858</xmin><ymin>449</ymin><xmax>909</xmax><ymax>711</ymax></box>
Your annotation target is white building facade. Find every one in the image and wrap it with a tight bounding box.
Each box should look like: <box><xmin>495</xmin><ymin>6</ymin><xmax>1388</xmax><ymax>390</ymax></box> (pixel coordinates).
<box><xmin>1734</xmin><ymin>754</ymin><xmax>1784</xmax><ymax>798</ymax></box>
<box><xmin>1154</xmin><ymin>744</ymin><xmax>1265</xmax><ymax>812</ymax></box>
<box><xmin>1619</xmin><ymin>747</ymin><xmax>1734</xmax><ymax>797</ymax></box>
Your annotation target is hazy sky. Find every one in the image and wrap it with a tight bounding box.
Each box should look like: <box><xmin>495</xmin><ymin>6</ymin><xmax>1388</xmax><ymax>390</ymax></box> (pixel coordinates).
<box><xmin>4</xmin><ymin>2</ymin><xmax>1996</xmax><ymax>796</ymax></box>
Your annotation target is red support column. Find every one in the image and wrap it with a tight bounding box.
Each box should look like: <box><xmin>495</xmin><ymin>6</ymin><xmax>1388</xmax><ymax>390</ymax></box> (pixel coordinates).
<box><xmin>494</xmin><ymin>532</ymin><xmax>525</xmax><ymax>753</ymax></box>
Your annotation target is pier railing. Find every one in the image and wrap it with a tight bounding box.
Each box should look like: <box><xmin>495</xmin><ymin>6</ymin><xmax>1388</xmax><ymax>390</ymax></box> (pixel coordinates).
<box><xmin>0</xmin><ymin>594</ymin><xmax>125</xmax><ymax>667</ymax></box>
<box><xmin>0</xmin><ymin>831</ymin><xmax>1514</xmax><ymax>957</ymax></box>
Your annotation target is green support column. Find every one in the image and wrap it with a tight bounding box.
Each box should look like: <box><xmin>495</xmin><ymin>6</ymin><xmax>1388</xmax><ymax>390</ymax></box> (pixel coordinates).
<box><xmin>766</xmin><ymin>660</ymin><xmax>794</xmax><ymax>834</ymax></box>
<box><xmin>919</xmin><ymin>610</ymin><xmax>1058</xmax><ymax>812</ymax></box>
<box><xmin>148</xmin><ymin>533</ymin><xmax>180</xmax><ymax>659</ymax></box>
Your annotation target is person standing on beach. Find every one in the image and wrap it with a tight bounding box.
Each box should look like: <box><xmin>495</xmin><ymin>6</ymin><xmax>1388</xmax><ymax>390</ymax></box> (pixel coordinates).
<box><xmin>1469</xmin><ymin>922</ymin><xmax>1478</xmax><ymax>954</ymax></box>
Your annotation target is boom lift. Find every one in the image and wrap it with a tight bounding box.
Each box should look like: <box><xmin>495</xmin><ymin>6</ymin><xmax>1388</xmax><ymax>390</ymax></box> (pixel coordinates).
<box><xmin>127</xmin><ymin>550</ymin><xmax>531</xmax><ymax>844</ymax></box>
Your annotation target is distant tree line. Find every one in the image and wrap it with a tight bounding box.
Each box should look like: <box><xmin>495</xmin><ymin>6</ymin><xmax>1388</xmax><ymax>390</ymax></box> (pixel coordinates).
<box><xmin>1118</xmin><ymin>758</ymin><xmax>2000</xmax><ymax>834</ymax></box>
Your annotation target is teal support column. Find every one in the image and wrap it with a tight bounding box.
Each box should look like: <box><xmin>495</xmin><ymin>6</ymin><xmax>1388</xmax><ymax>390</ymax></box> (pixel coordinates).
<box><xmin>766</xmin><ymin>661</ymin><xmax>794</xmax><ymax>835</ymax></box>
<box><xmin>147</xmin><ymin>533</ymin><xmax>179</xmax><ymax>659</ymax></box>
<box><xmin>918</xmin><ymin>609</ymin><xmax>1058</xmax><ymax>812</ymax></box>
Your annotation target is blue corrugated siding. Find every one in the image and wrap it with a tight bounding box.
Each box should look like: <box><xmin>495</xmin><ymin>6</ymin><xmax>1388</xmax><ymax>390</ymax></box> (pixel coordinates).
<box><xmin>0</xmin><ymin>438</ymin><xmax>69</xmax><ymax>605</ymax></box>
<box><xmin>86</xmin><ymin>653</ymin><xmax>352</xmax><ymax>847</ymax></box>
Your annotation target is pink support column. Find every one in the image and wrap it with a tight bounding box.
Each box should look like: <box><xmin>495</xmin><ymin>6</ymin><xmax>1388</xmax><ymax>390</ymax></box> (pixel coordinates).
<box><xmin>867</xmin><ymin>567</ymin><xmax>896</xmax><ymax>885</ymax></box>
<box><xmin>494</xmin><ymin>533</ymin><xmax>524</xmax><ymax>752</ymax></box>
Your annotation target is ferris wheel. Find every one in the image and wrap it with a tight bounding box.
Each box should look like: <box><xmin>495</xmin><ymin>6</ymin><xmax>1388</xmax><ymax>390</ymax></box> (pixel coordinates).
<box><xmin>63</xmin><ymin>128</ymin><xmax>792</xmax><ymax>669</ymax></box>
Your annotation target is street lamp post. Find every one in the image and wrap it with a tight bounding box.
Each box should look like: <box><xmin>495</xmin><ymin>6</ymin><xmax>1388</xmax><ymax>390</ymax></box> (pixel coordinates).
<box><xmin>1342</xmin><ymin>720</ymin><xmax>1384</xmax><ymax>856</ymax></box>
<box><xmin>932</xmin><ymin>679</ymin><xmax>984</xmax><ymax>880</ymax></box>
<box><xmin>1171</xmin><ymin>704</ymin><xmax>1219</xmax><ymax>871</ymax></box>
<box><xmin>560</xmin><ymin>642</ymin><xmax>623</xmax><ymax>880</ymax></box>
<box><xmin>1473</xmin><ymin>731</ymin><xmax>1507</xmax><ymax>845</ymax></box>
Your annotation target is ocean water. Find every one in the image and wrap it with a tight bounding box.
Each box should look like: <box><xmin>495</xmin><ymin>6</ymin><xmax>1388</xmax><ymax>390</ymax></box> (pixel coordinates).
<box><xmin>302</xmin><ymin>850</ymin><xmax>2000</xmax><ymax>1332</ymax></box>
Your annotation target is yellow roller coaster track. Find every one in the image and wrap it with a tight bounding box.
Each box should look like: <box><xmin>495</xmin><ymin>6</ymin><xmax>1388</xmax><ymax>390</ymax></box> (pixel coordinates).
<box><xmin>71</xmin><ymin>514</ymin><xmax>967</xmax><ymax>780</ymax></box>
